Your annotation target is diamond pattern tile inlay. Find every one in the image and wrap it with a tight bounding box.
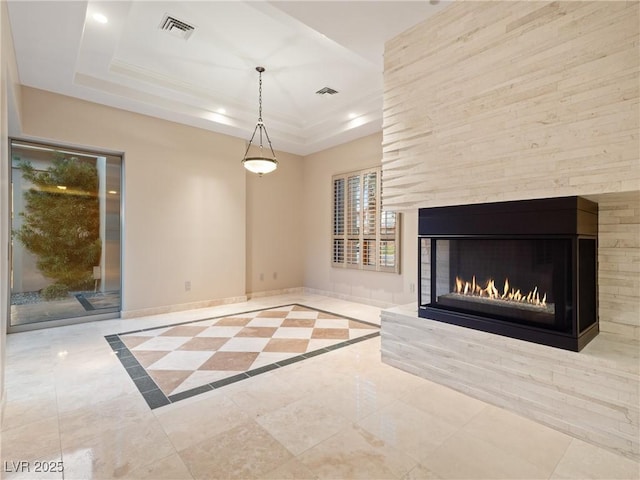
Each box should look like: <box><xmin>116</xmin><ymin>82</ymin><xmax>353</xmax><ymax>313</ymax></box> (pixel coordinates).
<box><xmin>108</xmin><ymin>304</ymin><xmax>380</xmax><ymax>408</ymax></box>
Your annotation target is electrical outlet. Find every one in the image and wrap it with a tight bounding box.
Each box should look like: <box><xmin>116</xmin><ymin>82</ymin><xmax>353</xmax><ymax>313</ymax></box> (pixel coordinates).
<box><xmin>185</xmin><ymin>280</ymin><xmax>191</xmax><ymax>291</ymax></box>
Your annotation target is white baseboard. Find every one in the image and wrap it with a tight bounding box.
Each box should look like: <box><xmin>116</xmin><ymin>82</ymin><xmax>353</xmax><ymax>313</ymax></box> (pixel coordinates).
<box><xmin>120</xmin><ymin>295</ymin><xmax>248</xmax><ymax>319</ymax></box>
<box><xmin>246</xmin><ymin>287</ymin><xmax>304</xmax><ymax>299</ymax></box>
<box><xmin>120</xmin><ymin>286</ymin><xmax>398</xmax><ymax>319</ymax></box>
<box><xmin>302</xmin><ymin>287</ymin><xmax>397</xmax><ymax>308</ymax></box>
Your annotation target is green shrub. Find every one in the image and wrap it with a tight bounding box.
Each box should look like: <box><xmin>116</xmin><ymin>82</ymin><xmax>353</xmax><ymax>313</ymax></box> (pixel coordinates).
<box><xmin>14</xmin><ymin>155</ymin><xmax>101</xmax><ymax>290</ymax></box>
<box><xmin>41</xmin><ymin>283</ymin><xmax>69</xmax><ymax>300</ymax></box>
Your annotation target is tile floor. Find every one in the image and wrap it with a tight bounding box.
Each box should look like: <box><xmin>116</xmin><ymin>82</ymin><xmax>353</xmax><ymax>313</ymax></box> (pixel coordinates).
<box><xmin>1</xmin><ymin>293</ymin><xmax>639</xmax><ymax>480</ymax></box>
<box><xmin>110</xmin><ymin>304</ymin><xmax>378</xmax><ymax>407</ymax></box>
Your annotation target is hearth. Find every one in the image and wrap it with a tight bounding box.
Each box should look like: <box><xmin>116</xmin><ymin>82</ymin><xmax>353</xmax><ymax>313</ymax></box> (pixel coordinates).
<box><xmin>418</xmin><ymin>196</ymin><xmax>598</xmax><ymax>351</ymax></box>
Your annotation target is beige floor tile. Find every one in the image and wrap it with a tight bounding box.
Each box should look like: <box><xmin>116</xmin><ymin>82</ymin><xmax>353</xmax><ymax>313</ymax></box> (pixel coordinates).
<box><xmin>222</xmin><ymin>371</ymin><xmax>309</xmax><ymax>418</ymax></box>
<box><xmin>261</xmin><ymin>457</ymin><xmax>318</xmax><ymax>480</ymax></box>
<box><xmin>55</xmin><ymin>382</ymin><xmax>140</xmax><ymax>415</ymax></box>
<box><xmin>281</xmin><ymin>318</ymin><xmax>316</xmax><ymax>328</ymax></box>
<box><xmin>1</xmin><ymin>392</ymin><xmax>59</xmax><ymax>431</ymax></box>
<box><xmin>53</xmin><ymin>372</ymin><xmax>139</xmax><ymax>414</ymax></box>
<box><xmin>356</xmin><ymin>399</ymin><xmax>459</xmax><ymax>462</ymax></box>
<box><xmin>154</xmin><ymin>391</ymin><xmax>250</xmax><ymax>451</ymax></box>
<box><xmin>422</xmin><ymin>428</ymin><xmax>553</xmax><ymax>479</ymax></box>
<box><xmin>58</xmin><ymin>392</ymin><xmax>153</xmax><ymax>445</ymax></box>
<box><xmin>311</xmin><ymin>327</ymin><xmax>350</xmax><ymax>339</ymax></box>
<box><xmin>310</xmin><ymin>379</ymin><xmax>398</xmax><ymax>421</ymax></box>
<box><xmin>236</xmin><ymin>326</ymin><xmax>279</xmax><ymax>338</ymax></box>
<box><xmin>0</xmin><ymin>418</ymin><xmax>62</xmax><ymax>478</ymax></box>
<box><xmin>127</xmin><ymin>453</ymin><xmax>194</xmax><ymax>480</ymax></box>
<box><xmin>3</xmin><ymin>375</ymin><xmax>57</xmax><ymax>403</ymax></box>
<box><xmin>198</xmin><ymin>350</ymin><xmax>258</xmax><ymax>371</ymax></box>
<box><xmin>160</xmin><ymin>325</ymin><xmax>209</xmax><ymax>337</ymax></box>
<box><xmin>459</xmin><ymin>405</ymin><xmax>573</xmax><ymax>473</ymax></box>
<box><xmin>178</xmin><ymin>420</ymin><xmax>292</xmax><ymax>480</ymax></box>
<box><xmin>323</xmin><ymin>337</ymin><xmax>384</xmax><ymax>375</ymax></box>
<box><xmin>255</xmin><ymin>396</ymin><xmax>351</xmax><ymax>455</ymax></box>
<box><xmin>1</xmin><ymin>464</ymin><xmax>63</xmax><ymax>480</ymax></box>
<box><xmin>263</xmin><ymin>337</ymin><xmax>310</xmax><ymax>352</ymax></box>
<box><xmin>550</xmin><ymin>439</ymin><xmax>640</xmax><ymax>479</ymax></box>
<box><xmin>169</xmin><ymin>369</ymin><xmax>235</xmax><ymax>394</ymax></box>
<box><xmin>60</xmin><ymin>418</ymin><xmax>176</xmax><ymax>479</ymax></box>
<box><xmin>401</xmin><ymin>462</ymin><xmax>445</xmax><ymax>480</ymax></box>
<box><xmin>351</xmin><ymin>361</ymin><xmax>431</xmax><ymax>400</ymax></box>
<box><xmin>178</xmin><ymin>336</ymin><xmax>230</xmax><ymax>351</ymax></box>
<box><xmin>120</xmin><ymin>335</ymin><xmax>150</xmax><ymax>349</ymax></box>
<box><xmin>147</xmin><ymin>350</ymin><xmax>214</xmax><ymax>371</ymax></box>
<box><xmin>128</xmin><ymin>349</ymin><xmax>170</xmax><ymax>367</ymax></box>
<box><xmin>267</xmin><ymin>358</ymin><xmax>352</xmax><ymax>396</ymax></box>
<box><xmin>214</xmin><ymin>317</ymin><xmax>253</xmax><ymax>326</ymax></box>
<box><xmin>297</xmin><ymin>423</ymin><xmax>418</xmax><ymax>479</ymax></box>
<box><xmin>402</xmin><ymin>380</ymin><xmax>488</xmax><ymax>428</ymax></box>
<box><xmin>148</xmin><ymin>369</ymin><xmax>194</xmax><ymax>395</ymax></box>
<box><xmin>246</xmin><ymin>317</ymin><xmax>287</xmax><ymax>328</ymax></box>
<box><xmin>257</xmin><ymin>310</ymin><xmax>290</xmax><ymax>318</ymax></box>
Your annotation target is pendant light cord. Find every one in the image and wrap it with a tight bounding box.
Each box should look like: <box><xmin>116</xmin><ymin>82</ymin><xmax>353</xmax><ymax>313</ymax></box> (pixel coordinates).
<box><xmin>258</xmin><ymin>69</ymin><xmax>263</xmax><ymax>123</ymax></box>
<box><xmin>258</xmin><ymin>69</ymin><xmax>263</xmax><ymax>148</ymax></box>
<box><xmin>242</xmin><ymin>66</ymin><xmax>277</xmax><ymax>161</ymax></box>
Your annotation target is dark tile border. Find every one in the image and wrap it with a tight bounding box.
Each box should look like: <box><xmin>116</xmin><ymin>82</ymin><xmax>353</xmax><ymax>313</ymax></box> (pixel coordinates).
<box><xmin>106</xmin><ymin>304</ymin><xmax>380</xmax><ymax>409</ymax></box>
<box><xmin>75</xmin><ymin>293</ymin><xmax>96</xmax><ymax>311</ymax></box>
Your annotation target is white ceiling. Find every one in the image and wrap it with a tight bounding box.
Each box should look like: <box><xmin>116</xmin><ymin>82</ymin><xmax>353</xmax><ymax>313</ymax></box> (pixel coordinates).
<box><xmin>7</xmin><ymin>1</ymin><xmax>450</xmax><ymax>155</ymax></box>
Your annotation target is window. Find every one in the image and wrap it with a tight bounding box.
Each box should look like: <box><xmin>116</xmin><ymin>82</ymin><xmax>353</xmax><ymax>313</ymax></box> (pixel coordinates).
<box><xmin>9</xmin><ymin>139</ymin><xmax>122</xmax><ymax>330</ymax></box>
<box><xmin>332</xmin><ymin>167</ymin><xmax>400</xmax><ymax>272</ymax></box>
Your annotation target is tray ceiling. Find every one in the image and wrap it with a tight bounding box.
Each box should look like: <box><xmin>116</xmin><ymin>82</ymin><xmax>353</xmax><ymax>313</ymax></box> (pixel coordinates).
<box><xmin>7</xmin><ymin>1</ymin><xmax>449</xmax><ymax>155</ymax></box>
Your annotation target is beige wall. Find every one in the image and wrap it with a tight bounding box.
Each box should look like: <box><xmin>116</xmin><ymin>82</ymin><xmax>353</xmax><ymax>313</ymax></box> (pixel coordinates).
<box><xmin>246</xmin><ymin>150</ymin><xmax>304</xmax><ymax>294</ymax></box>
<box><xmin>383</xmin><ymin>1</ymin><xmax>640</xmax><ymax>336</ymax></box>
<box><xmin>0</xmin><ymin>0</ymin><xmax>22</xmax><ymax>421</ymax></box>
<box><xmin>302</xmin><ymin>132</ymin><xmax>417</xmax><ymax>307</ymax></box>
<box><xmin>21</xmin><ymin>87</ymin><xmax>248</xmax><ymax>315</ymax></box>
<box><xmin>13</xmin><ymin>88</ymin><xmax>408</xmax><ymax>320</ymax></box>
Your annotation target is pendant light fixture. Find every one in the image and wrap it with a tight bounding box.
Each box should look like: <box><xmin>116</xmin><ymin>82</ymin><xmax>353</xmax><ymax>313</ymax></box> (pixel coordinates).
<box><xmin>242</xmin><ymin>66</ymin><xmax>278</xmax><ymax>176</ymax></box>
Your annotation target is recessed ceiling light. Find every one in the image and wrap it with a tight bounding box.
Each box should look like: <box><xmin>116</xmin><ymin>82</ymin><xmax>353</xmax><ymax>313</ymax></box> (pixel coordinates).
<box><xmin>217</xmin><ymin>108</ymin><xmax>226</xmax><ymax>115</ymax></box>
<box><xmin>92</xmin><ymin>13</ymin><xmax>108</xmax><ymax>24</ymax></box>
<box><xmin>348</xmin><ymin>113</ymin><xmax>358</xmax><ymax>119</ymax></box>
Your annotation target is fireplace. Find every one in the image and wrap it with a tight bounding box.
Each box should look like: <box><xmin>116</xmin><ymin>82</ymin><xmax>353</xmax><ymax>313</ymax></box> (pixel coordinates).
<box><xmin>418</xmin><ymin>196</ymin><xmax>598</xmax><ymax>351</ymax></box>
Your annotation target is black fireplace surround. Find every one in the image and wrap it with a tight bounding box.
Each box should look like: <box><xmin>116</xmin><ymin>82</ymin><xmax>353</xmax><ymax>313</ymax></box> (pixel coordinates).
<box><xmin>418</xmin><ymin>196</ymin><xmax>598</xmax><ymax>351</ymax></box>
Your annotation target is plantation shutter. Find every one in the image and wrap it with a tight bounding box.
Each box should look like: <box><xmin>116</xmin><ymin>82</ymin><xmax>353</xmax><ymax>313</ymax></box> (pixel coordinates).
<box><xmin>331</xmin><ymin>167</ymin><xmax>400</xmax><ymax>273</ymax></box>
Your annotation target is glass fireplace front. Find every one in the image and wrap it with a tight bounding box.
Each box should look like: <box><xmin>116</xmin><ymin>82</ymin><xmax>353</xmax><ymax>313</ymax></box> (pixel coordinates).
<box><xmin>418</xmin><ymin>197</ymin><xmax>598</xmax><ymax>351</ymax></box>
<box><xmin>426</xmin><ymin>237</ymin><xmax>574</xmax><ymax>332</ymax></box>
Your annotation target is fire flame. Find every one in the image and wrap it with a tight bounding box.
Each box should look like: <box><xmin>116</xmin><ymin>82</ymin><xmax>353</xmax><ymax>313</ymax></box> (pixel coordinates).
<box><xmin>454</xmin><ymin>276</ymin><xmax>547</xmax><ymax>307</ymax></box>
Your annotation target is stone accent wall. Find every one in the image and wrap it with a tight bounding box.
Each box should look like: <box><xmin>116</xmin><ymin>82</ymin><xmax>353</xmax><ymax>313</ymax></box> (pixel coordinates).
<box><xmin>383</xmin><ymin>1</ymin><xmax>639</xmax><ymax>337</ymax></box>
<box><xmin>383</xmin><ymin>1</ymin><xmax>638</xmax><ymax>209</ymax></box>
<box><xmin>595</xmin><ymin>192</ymin><xmax>640</xmax><ymax>339</ymax></box>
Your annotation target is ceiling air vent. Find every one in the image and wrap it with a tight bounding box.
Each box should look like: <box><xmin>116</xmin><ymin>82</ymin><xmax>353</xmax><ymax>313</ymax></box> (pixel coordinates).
<box><xmin>159</xmin><ymin>14</ymin><xmax>195</xmax><ymax>40</ymax></box>
<box><xmin>316</xmin><ymin>87</ymin><xmax>339</xmax><ymax>95</ymax></box>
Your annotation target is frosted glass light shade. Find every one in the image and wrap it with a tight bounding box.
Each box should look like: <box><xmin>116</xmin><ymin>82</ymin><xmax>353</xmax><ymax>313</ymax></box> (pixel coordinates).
<box><xmin>242</xmin><ymin>157</ymin><xmax>278</xmax><ymax>176</ymax></box>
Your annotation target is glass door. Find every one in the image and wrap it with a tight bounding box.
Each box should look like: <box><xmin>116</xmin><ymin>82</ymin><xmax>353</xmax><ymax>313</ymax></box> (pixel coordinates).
<box><xmin>9</xmin><ymin>140</ymin><xmax>122</xmax><ymax>330</ymax></box>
